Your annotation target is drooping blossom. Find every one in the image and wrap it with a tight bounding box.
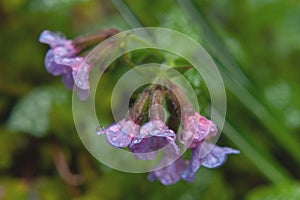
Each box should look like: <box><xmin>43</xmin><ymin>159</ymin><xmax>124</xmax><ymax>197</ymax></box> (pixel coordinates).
<box><xmin>148</xmin><ymin>140</ymin><xmax>239</xmax><ymax>184</ymax></box>
<box><xmin>39</xmin><ymin>30</ymin><xmax>91</xmax><ymax>100</ymax></box>
<box><xmin>180</xmin><ymin>111</ymin><xmax>218</xmax><ymax>149</ymax></box>
<box><xmin>98</xmin><ymin>89</ymin><xmax>150</xmax><ymax>148</ymax></box>
<box><xmin>143</xmin><ymin>81</ymin><xmax>240</xmax><ymax>185</ymax></box>
<box><xmin>149</xmin><ymin>109</ymin><xmax>239</xmax><ymax>185</ymax></box>
<box><xmin>39</xmin><ymin>28</ymin><xmax>119</xmax><ymax>100</ymax></box>
<box><xmin>97</xmin><ymin>119</ymin><xmax>139</xmax><ymax>148</ymax></box>
<box><xmin>181</xmin><ymin>141</ymin><xmax>240</xmax><ymax>182</ymax></box>
<box><xmin>99</xmin><ymin>87</ymin><xmax>181</xmax><ymax>161</ymax></box>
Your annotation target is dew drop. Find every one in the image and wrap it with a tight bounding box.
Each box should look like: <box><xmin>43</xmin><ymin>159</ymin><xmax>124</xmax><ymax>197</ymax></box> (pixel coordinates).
<box><xmin>193</xmin><ymin>134</ymin><xmax>200</xmax><ymax>140</ymax></box>
<box><xmin>76</xmin><ymin>79</ymin><xmax>83</xmax><ymax>87</ymax></box>
<box><xmin>96</xmin><ymin>126</ymin><xmax>105</xmax><ymax>135</ymax></box>
<box><xmin>199</xmin><ymin>118</ymin><xmax>207</xmax><ymax>125</ymax></box>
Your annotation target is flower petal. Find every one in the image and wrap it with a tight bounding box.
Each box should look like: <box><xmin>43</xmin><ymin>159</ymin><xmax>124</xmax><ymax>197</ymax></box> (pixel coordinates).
<box><xmin>182</xmin><ymin>141</ymin><xmax>239</xmax><ymax>181</ymax></box>
<box><xmin>44</xmin><ymin>50</ymin><xmax>67</xmax><ymax>75</ymax></box>
<box><xmin>181</xmin><ymin>144</ymin><xmax>204</xmax><ymax>181</ymax></box>
<box><xmin>148</xmin><ymin>158</ymin><xmax>187</xmax><ymax>185</ymax></box>
<box><xmin>201</xmin><ymin>142</ymin><xmax>240</xmax><ymax>168</ymax></box>
<box><xmin>129</xmin><ymin>120</ymin><xmax>180</xmax><ymax>160</ymax></box>
<box><xmin>139</xmin><ymin>120</ymin><xmax>175</xmax><ymax>137</ymax></box>
<box><xmin>61</xmin><ymin>69</ymin><xmax>74</xmax><ymax>89</ymax></box>
<box><xmin>99</xmin><ymin>119</ymin><xmax>139</xmax><ymax>148</ymax></box>
<box><xmin>130</xmin><ymin>138</ymin><xmax>158</xmax><ymax>160</ymax></box>
<box><xmin>73</xmin><ymin>62</ymin><xmax>90</xmax><ymax>90</ymax></box>
<box><xmin>181</xmin><ymin>113</ymin><xmax>218</xmax><ymax>148</ymax></box>
<box><xmin>39</xmin><ymin>30</ymin><xmax>67</xmax><ymax>47</ymax></box>
<box><xmin>53</xmin><ymin>54</ymin><xmax>84</xmax><ymax>69</ymax></box>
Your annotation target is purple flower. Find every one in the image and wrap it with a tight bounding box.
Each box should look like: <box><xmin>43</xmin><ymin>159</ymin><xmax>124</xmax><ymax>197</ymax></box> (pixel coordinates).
<box><xmin>95</xmin><ymin>82</ymin><xmax>239</xmax><ymax>185</ymax></box>
<box><xmin>146</xmin><ymin>106</ymin><xmax>238</xmax><ymax>185</ymax></box>
<box><xmin>148</xmin><ymin>157</ymin><xmax>188</xmax><ymax>185</ymax></box>
<box><xmin>148</xmin><ymin>141</ymin><xmax>239</xmax><ymax>185</ymax></box>
<box><xmin>180</xmin><ymin>112</ymin><xmax>218</xmax><ymax>148</ymax></box>
<box><xmin>129</xmin><ymin>120</ymin><xmax>180</xmax><ymax>160</ymax></box>
<box><xmin>181</xmin><ymin>141</ymin><xmax>240</xmax><ymax>182</ymax></box>
<box><xmin>97</xmin><ymin>119</ymin><xmax>139</xmax><ymax>148</ymax></box>
<box><xmin>39</xmin><ymin>30</ymin><xmax>91</xmax><ymax>100</ymax></box>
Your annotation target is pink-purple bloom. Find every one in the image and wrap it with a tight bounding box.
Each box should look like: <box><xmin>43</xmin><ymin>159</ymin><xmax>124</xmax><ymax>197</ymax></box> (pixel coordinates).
<box><xmin>97</xmin><ymin>88</ymin><xmax>239</xmax><ymax>185</ymax></box>
<box><xmin>147</xmin><ymin>111</ymin><xmax>239</xmax><ymax>185</ymax></box>
<box><xmin>180</xmin><ymin>112</ymin><xmax>218</xmax><ymax>148</ymax></box>
<box><xmin>39</xmin><ymin>30</ymin><xmax>91</xmax><ymax>100</ymax></box>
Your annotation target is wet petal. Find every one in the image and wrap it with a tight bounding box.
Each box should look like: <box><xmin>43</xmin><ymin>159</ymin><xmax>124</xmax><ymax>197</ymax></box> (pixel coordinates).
<box><xmin>130</xmin><ymin>138</ymin><xmax>158</xmax><ymax>160</ymax></box>
<box><xmin>44</xmin><ymin>50</ymin><xmax>67</xmax><ymax>75</ymax></box>
<box><xmin>39</xmin><ymin>30</ymin><xmax>89</xmax><ymax>100</ymax></box>
<box><xmin>182</xmin><ymin>141</ymin><xmax>239</xmax><ymax>181</ymax></box>
<box><xmin>39</xmin><ymin>30</ymin><xmax>67</xmax><ymax>47</ymax></box>
<box><xmin>201</xmin><ymin>142</ymin><xmax>240</xmax><ymax>168</ymax></box>
<box><xmin>139</xmin><ymin>120</ymin><xmax>175</xmax><ymax>137</ymax></box>
<box><xmin>148</xmin><ymin>158</ymin><xmax>187</xmax><ymax>185</ymax></box>
<box><xmin>54</xmin><ymin>54</ymin><xmax>84</xmax><ymax>69</ymax></box>
<box><xmin>73</xmin><ymin>62</ymin><xmax>90</xmax><ymax>90</ymax></box>
<box><xmin>105</xmin><ymin>126</ymin><xmax>133</xmax><ymax>148</ymax></box>
<box><xmin>181</xmin><ymin>112</ymin><xmax>218</xmax><ymax>147</ymax></box>
<box><xmin>129</xmin><ymin>120</ymin><xmax>179</xmax><ymax>160</ymax></box>
<box><xmin>99</xmin><ymin>120</ymin><xmax>139</xmax><ymax>148</ymax></box>
<box><xmin>181</xmin><ymin>144</ymin><xmax>204</xmax><ymax>182</ymax></box>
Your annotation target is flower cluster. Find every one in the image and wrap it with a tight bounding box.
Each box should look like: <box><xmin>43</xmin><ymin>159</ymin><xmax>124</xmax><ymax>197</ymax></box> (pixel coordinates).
<box><xmin>39</xmin><ymin>29</ymin><xmax>239</xmax><ymax>185</ymax></box>
<box><xmin>39</xmin><ymin>29</ymin><xmax>118</xmax><ymax>100</ymax></box>
<box><xmin>99</xmin><ymin>84</ymin><xmax>239</xmax><ymax>185</ymax></box>
<box><xmin>98</xmin><ymin>87</ymin><xmax>180</xmax><ymax>161</ymax></box>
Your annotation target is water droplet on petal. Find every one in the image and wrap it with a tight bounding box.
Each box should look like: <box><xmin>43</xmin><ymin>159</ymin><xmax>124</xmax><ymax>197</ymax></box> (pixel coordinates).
<box><xmin>199</xmin><ymin>118</ymin><xmax>207</xmax><ymax>125</ymax></box>
<box><xmin>193</xmin><ymin>134</ymin><xmax>200</xmax><ymax>140</ymax></box>
<box><xmin>76</xmin><ymin>80</ymin><xmax>83</xmax><ymax>87</ymax></box>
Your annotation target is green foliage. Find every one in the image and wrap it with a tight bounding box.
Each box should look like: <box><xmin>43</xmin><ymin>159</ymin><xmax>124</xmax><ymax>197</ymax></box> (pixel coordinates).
<box><xmin>0</xmin><ymin>178</ymin><xmax>27</xmax><ymax>200</ymax></box>
<box><xmin>0</xmin><ymin>129</ymin><xmax>25</xmax><ymax>170</ymax></box>
<box><xmin>34</xmin><ymin>178</ymin><xmax>70</xmax><ymax>200</ymax></box>
<box><xmin>246</xmin><ymin>182</ymin><xmax>300</xmax><ymax>200</ymax></box>
<box><xmin>1</xmin><ymin>0</ymin><xmax>300</xmax><ymax>199</ymax></box>
<box><xmin>7</xmin><ymin>86</ymin><xmax>67</xmax><ymax>137</ymax></box>
<box><xmin>161</xmin><ymin>7</ymin><xmax>202</xmax><ymax>43</ymax></box>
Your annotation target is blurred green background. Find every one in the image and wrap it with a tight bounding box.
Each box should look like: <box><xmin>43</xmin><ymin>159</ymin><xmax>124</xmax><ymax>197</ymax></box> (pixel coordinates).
<box><xmin>1</xmin><ymin>0</ymin><xmax>300</xmax><ymax>199</ymax></box>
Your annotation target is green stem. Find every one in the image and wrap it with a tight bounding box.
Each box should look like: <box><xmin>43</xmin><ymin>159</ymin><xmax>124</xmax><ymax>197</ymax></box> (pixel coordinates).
<box><xmin>72</xmin><ymin>28</ymin><xmax>119</xmax><ymax>49</ymax></box>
